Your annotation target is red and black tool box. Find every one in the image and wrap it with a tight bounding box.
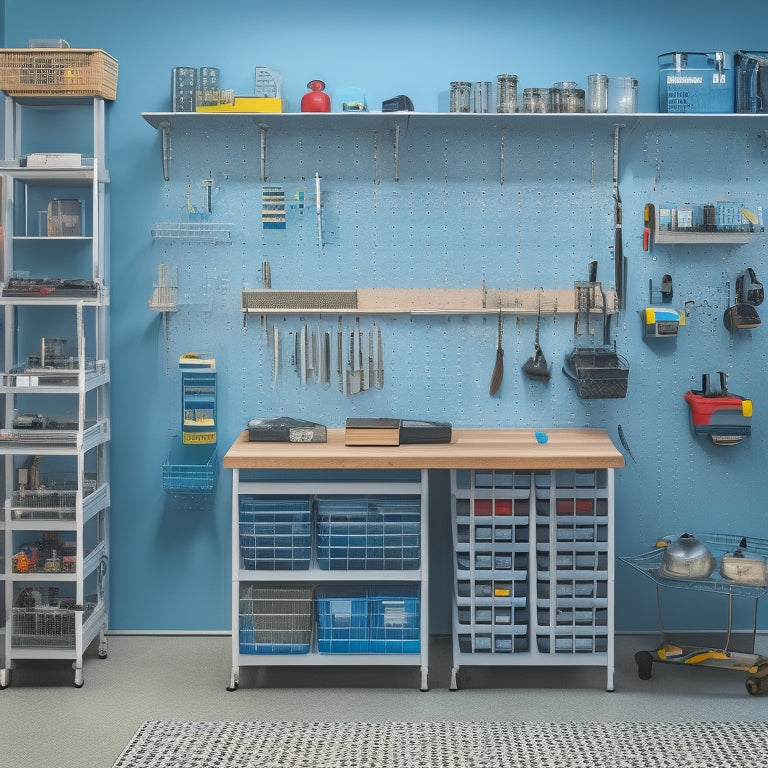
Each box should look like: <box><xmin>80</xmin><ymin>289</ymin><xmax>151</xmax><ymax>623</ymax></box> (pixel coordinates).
<box><xmin>684</xmin><ymin>372</ymin><xmax>752</xmax><ymax>445</ymax></box>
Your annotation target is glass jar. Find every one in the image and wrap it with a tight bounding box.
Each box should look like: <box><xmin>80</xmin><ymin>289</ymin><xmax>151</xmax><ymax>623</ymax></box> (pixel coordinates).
<box><xmin>523</xmin><ymin>88</ymin><xmax>551</xmax><ymax>113</ymax></box>
<box><xmin>450</xmin><ymin>81</ymin><xmax>472</xmax><ymax>113</ymax></box>
<box><xmin>472</xmin><ymin>81</ymin><xmax>492</xmax><ymax>113</ymax></box>
<box><xmin>587</xmin><ymin>74</ymin><xmax>609</xmax><ymax>113</ymax></box>
<box><xmin>497</xmin><ymin>74</ymin><xmax>518</xmax><ymax>113</ymax></box>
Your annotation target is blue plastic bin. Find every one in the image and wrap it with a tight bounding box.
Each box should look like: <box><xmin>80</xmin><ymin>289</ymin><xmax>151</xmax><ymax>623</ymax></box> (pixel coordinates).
<box><xmin>368</xmin><ymin>585</ymin><xmax>421</xmax><ymax>654</ymax></box>
<box><xmin>316</xmin><ymin>496</ymin><xmax>421</xmax><ymax>570</ymax></box>
<box><xmin>316</xmin><ymin>586</ymin><xmax>369</xmax><ymax>653</ymax></box>
<box><xmin>316</xmin><ymin>585</ymin><xmax>421</xmax><ymax>654</ymax></box>
<box><xmin>239</xmin><ymin>496</ymin><xmax>312</xmax><ymax>570</ymax></box>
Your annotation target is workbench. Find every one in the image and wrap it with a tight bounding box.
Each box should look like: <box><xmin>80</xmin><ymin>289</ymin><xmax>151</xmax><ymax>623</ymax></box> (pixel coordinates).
<box><xmin>223</xmin><ymin>428</ymin><xmax>623</xmax><ymax>691</ymax></box>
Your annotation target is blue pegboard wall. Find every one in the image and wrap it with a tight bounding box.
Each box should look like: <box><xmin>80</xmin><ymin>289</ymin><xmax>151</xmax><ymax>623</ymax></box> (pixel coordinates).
<box><xmin>144</xmin><ymin>113</ymin><xmax>768</xmax><ymax>633</ymax></box>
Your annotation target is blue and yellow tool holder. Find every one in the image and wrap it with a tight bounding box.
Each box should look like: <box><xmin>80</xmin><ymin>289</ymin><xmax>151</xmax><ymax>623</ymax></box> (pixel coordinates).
<box><xmin>641</xmin><ymin>306</ymin><xmax>682</xmax><ymax>339</ymax></box>
<box><xmin>179</xmin><ymin>353</ymin><xmax>217</xmax><ymax>445</ymax></box>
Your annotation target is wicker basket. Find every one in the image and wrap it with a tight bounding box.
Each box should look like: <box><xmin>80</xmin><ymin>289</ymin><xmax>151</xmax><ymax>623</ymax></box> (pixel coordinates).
<box><xmin>0</xmin><ymin>49</ymin><xmax>118</xmax><ymax>99</ymax></box>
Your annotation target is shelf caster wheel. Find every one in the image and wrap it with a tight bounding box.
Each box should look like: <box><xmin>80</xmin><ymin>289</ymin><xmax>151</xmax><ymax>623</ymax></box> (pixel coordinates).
<box><xmin>74</xmin><ymin>681</ymin><xmax>84</xmax><ymax>689</ymax></box>
<box><xmin>98</xmin><ymin>650</ymin><xmax>108</xmax><ymax>659</ymax></box>
<box><xmin>635</xmin><ymin>651</ymin><xmax>653</xmax><ymax>681</ymax></box>
<box><xmin>226</xmin><ymin>683</ymin><xmax>239</xmax><ymax>692</ymax></box>
<box><xmin>746</xmin><ymin>676</ymin><xmax>767</xmax><ymax>696</ymax></box>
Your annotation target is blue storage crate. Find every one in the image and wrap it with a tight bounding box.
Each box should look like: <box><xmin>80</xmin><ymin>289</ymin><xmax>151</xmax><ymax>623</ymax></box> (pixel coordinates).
<box><xmin>368</xmin><ymin>585</ymin><xmax>421</xmax><ymax>654</ymax></box>
<box><xmin>316</xmin><ymin>586</ymin><xmax>369</xmax><ymax>653</ymax></box>
<box><xmin>238</xmin><ymin>585</ymin><xmax>313</xmax><ymax>654</ymax></box>
<box><xmin>316</xmin><ymin>585</ymin><xmax>421</xmax><ymax>654</ymax></box>
<box><xmin>316</xmin><ymin>496</ymin><xmax>421</xmax><ymax>570</ymax></box>
<box><xmin>239</xmin><ymin>496</ymin><xmax>312</xmax><ymax>570</ymax></box>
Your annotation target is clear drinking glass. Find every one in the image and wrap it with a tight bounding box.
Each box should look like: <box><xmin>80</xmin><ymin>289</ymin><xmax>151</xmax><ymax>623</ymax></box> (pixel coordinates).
<box><xmin>608</xmin><ymin>77</ymin><xmax>638</xmax><ymax>113</ymax></box>
<box><xmin>587</xmin><ymin>74</ymin><xmax>609</xmax><ymax>113</ymax></box>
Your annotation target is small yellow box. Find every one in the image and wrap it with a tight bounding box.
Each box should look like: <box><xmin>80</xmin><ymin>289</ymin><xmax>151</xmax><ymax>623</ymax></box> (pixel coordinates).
<box><xmin>196</xmin><ymin>97</ymin><xmax>282</xmax><ymax>113</ymax></box>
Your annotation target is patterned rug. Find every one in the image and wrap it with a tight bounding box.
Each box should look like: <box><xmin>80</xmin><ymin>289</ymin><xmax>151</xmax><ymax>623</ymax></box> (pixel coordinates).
<box><xmin>112</xmin><ymin>720</ymin><xmax>768</xmax><ymax>768</ymax></box>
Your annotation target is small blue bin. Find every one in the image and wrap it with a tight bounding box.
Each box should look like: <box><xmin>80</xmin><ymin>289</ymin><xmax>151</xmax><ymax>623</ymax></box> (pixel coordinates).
<box><xmin>658</xmin><ymin>51</ymin><xmax>734</xmax><ymax>113</ymax></box>
<box><xmin>239</xmin><ymin>496</ymin><xmax>312</xmax><ymax>570</ymax></box>
<box><xmin>162</xmin><ymin>437</ymin><xmax>217</xmax><ymax>493</ymax></box>
<box><xmin>316</xmin><ymin>586</ymin><xmax>369</xmax><ymax>653</ymax></box>
<box><xmin>316</xmin><ymin>496</ymin><xmax>421</xmax><ymax>570</ymax></box>
<box><xmin>368</xmin><ymin>585</ymin><xmax>421</xmax><ymax>654</ymax></box>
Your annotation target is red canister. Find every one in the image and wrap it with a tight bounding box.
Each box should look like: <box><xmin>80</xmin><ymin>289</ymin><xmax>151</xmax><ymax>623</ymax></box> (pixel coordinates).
<box><xmin>301</xmin><ymin>79</ymin><xmax>330</xmax><ymax>112</ymax></box>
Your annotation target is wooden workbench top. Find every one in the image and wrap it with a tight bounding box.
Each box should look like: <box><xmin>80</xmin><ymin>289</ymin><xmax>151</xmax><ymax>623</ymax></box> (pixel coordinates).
<box><xmin>223</xmin><ymin>428</ymin><xmax>625</xmax><ymax>470</ymax></box>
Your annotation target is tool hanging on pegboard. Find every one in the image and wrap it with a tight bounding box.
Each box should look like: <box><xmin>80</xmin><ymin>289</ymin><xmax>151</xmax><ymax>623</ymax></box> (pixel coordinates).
<box><xmin>281</xmin><ymin>317</ymin><xmax>384</xmax><ymax>396</ymax></box>
<box><xmin>613</xmin><ymin>124</ymin><xmax>626</xmax><ymax>310</ymax></box>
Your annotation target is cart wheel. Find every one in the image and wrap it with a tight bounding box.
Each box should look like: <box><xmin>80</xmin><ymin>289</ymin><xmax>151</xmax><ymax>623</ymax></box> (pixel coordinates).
<box><xmin>98</xmin><ymin>649</ymin><xmax>108</xmax><ymax>659</ymax></box>
<box><xmin>746</xmin><ymin>676</ymin><xmax>767</xmax><ymax>696</ymax></box>
<box><xmin>635</xmin><ymin>651</ymin><xmax>653</xmax><ymax>680</ymax></box>
<box><xmin>74</xmin><ymin>681</ymin><xmax>84</xmax><ymax>689</ymax></box>
<box><xmin>226</xmin><ymin>683</ymin><xmax>239</xmax><ymax>692</ymax></box>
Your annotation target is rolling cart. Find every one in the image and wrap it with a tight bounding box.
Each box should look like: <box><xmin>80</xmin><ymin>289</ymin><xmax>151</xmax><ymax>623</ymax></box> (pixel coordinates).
<box><xmin>622</xmin><ymin>533</ymin><xmax>768</xmax><ymax>695</ymax></box>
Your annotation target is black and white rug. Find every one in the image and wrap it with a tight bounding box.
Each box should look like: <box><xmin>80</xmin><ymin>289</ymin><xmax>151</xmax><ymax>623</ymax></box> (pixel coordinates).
<box><xmin>112</xmin><ymin>720</ymin><xmax>768</xmax><ymax>768</ymax></box>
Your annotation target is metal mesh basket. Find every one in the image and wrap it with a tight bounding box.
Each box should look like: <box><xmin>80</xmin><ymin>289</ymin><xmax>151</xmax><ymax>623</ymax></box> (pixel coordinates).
<box><xmin>563</xmin><ymin>347</ymin><xmax>629</xmax><ymax>399</ymax></box>
<box><xmin>11</xmin><ymin>602</ymin><xmax>94</xmax><ymax>647</ymax></box>
<box><xmin>239</xmin><ymin>585</ymin><xmax>313</xmax><ymax>654</ymax></box>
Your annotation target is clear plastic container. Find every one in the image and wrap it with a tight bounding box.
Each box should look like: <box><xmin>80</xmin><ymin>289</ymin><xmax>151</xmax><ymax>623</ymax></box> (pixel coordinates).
<box><xmin>608</xmin><ymin>77</ymin><xmax>638</xmax><ymax>113</ymax></box>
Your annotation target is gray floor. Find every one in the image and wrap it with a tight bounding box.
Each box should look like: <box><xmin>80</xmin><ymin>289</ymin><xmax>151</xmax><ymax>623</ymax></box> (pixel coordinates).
<box><xmin>2</xmin><ymin>633</ymin><xmax>768</xmax><ymax>768</ymax></box>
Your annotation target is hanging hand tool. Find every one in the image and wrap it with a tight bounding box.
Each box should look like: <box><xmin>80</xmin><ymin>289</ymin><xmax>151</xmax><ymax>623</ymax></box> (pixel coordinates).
<box><xmin>320</xmin><ymin>330</ymin><xmax>331</xmax><ymax>388</ymax></box>
<box><xmin>203</xmin><ymin>172</ymin><xmax>213</xmax><ymax>214</ymax></box>
<box><xmin>347</xmin><ymin>323</ymin><xmax>362</xmax><ymax>395</ymax></box>
<box><xmin>271</xmin><ymin>325</ymin><xmax>280</xmax><ymax>390</ymax></box>
<box><xmin>489</xmin><ymin>306</ymin><xmax>504</xmax><ymax>396</ymax></box>
<box><xmin>258</xmin><ymin>124</ymin><xmax>268</xmax><ymax>182</ymax></box>
<box><xmin>299</xmin><ymin>325</ymin><xmax>308</xmax><ymax>386</ymax></box>
<box><xmin>374</xmin><ymin>325</ymin><xmax>384</xmax><ymax>389</ymax></box>
<box><xmin>613</xmin><ymin>124</ymin><xmax>625</xmax><ymax>310</ymax></box>
<box><xmin>315</xmin><ymin>172</ymin><xmax>323</xmax><ymax>249</ymax></box>
<box><xmin>522</xmin><ymin>292</ymin><xmax>551</xmax><ymax>381</ymax></box>
<box><xmin>365</xmin><ymin>329</ymin><xmax>373</xmax><ymax>392</ymax></box>
<box><xmin>643</xmin><ymin>203</ymin><xmax>652</xmax><ymax>252</ymax></box>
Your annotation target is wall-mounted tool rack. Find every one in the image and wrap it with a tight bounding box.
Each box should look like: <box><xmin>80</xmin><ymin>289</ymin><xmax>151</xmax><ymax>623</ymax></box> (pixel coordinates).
<box><xmin>241</xmin><ymin>287</ymin><xmax>619</xmax><ymax>317</ymax></box>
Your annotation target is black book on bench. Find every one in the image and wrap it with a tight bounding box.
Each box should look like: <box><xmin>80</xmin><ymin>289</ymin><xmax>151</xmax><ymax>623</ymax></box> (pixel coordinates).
<box><xmin>248</xmin><ymin>416</ymin><xmax>327</xmax><ymax>443</ymax></box>
<box><xmin>399</xmin><ymin>420</ymin><xmax>452</xmax><ymax>444</ymax></box>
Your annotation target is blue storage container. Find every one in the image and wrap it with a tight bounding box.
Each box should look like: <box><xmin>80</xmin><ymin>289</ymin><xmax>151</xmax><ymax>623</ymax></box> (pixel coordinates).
<box><xmin>239</xmin><ymin>496</ymin><xmax>312</xmax><ymax>570</ymax></box>
<box><xmin>368</xmin><ymin>585</ymin><xmax>421</xmax><ymax>654</ymax></box>
<box><xmin>658</xmin><ymin>52</ymin><xmax>734</xmax><ymax>113</ymax></box>
<box><xmin>316</xmin><ymin>585</ymin><xmax>421</xmax><ymax>654</ymax></box>
<box><xmin>316</xmin><ymin>496</ymin><xmax>421</xmax><ymax>570</ymax></box>
<box><xmin>315</xmin><ymin>586</ymin><xmax>369</xmax><ymax>653</ymax></box>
